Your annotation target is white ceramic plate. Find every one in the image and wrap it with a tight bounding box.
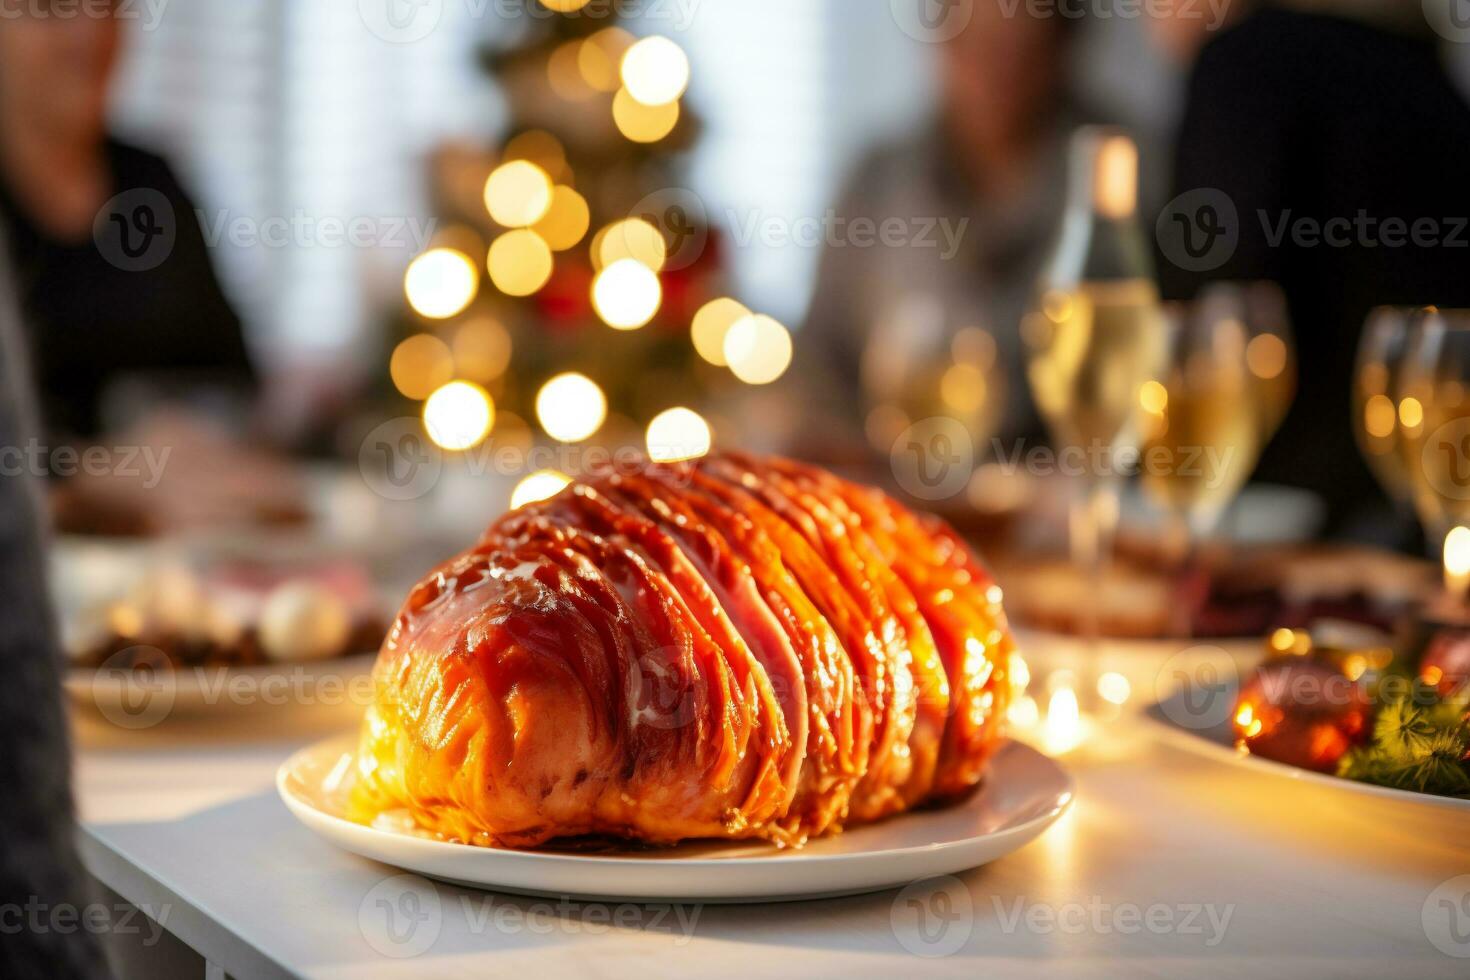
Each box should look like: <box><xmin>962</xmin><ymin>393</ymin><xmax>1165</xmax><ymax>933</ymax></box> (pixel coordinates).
<box><xmin>278</xmin><ymin>735</ymin><xmax>1074</xmax><ymax>903</ymax></box>
<box><xmin>67</xmin><ymin>654</ymin><xmax>377</xmax><ymax>723</ymax></box>
<box><xmin>1146</xmin><ymin>681</ymin><xmax>1470</xmax><ymax>824</ymax></box>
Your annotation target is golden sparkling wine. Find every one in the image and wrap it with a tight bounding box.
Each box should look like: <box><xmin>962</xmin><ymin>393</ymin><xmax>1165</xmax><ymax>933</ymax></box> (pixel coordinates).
<box><xmin>1140</xmin><ymin>374</ymin><xmax>1260</xmax><ymax>519</ymax></box>
<box><xmin>1397</xmin><ymin>383</ymin><xmax>1470</xmax><ymax>528</ymax></box>
<box><xmin>1026</xmin><ymin>278</ymin><xmax>1168</xmax><ymax>453</ymax></box>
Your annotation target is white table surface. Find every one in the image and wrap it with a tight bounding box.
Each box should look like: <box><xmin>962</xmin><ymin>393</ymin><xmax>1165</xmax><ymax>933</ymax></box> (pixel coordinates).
<box><xmin>71</xmin><ymin>640</ymin><xmax>1470</xmax><ymax>980</ymax></box>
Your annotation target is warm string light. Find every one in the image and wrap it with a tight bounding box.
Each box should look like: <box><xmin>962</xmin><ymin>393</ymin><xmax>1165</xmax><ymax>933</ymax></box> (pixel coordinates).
<box><xmin>487</xmin><ymin>229</ymin><xmax>554</xmax><ymax>296</ymax></box>
<box><xmin>390</xmin><ymin>334</ymin><xmax>455</xmax><ymax>400</ymax></box>
<box><xmin>1444</xmin><ymin>526</ymin><xmax>1470</xmax><ymax>599</ymax></box>
<box><xmin>536</xmin><ymin>372</ymin><xmax>607</xmax><ymax>443</ymax></box>
<box><xmin>592</xmin><ymin>258</ymin><xmax>662</xmax><ymax>329</ymax></box>
<box><xmin>646</xmin><ymin>407</ymin><xmax>712</xmax><ymax>462</ymax></box>
<box><xmin>723</xmin><ymin>313</ymin><xmax>793</xmax><ymax>384</ymax></box>
<box><xmin>423</xmin><ymin>381</ymin><xmax>495</xmax><ymax>451</ymax></box>
<box><xmin>533</xmin><ymin>186</ymin><xmax>591</xmax><ymax>251</ymax></box>
<box><xmin>612</xmin><ymin>88</ymin><xmax>680</xmax><ymax>143</ymax></box>
<box><xmin>619</xmin><ymin>36</ymin><xmax>690</xmax><ymax>106</ymax></box>
<box><xmin>403</xmin><ymin>248</ymin><xmax>478</xmax><ymax>319</ymax></box>
<box><xmin>511</xmin><ymin>469</ymin><xmax>573</xmax><ymax>509</ymax></box>
<box><xmin>450</xmin><ymin>317</ymin><xmax>512</xmax><ymax>384</ymax></box>
<box><xmin>596</xmin><ymin>218</ymin><xmax>667</xmax><ymax>271</ymax></box>
<box><xmin>690</xmin><ymin>298</ymin><xmax>748</xmax><ymax>367</ymax></box>
<box><xmin>484</xmin><ymin>160</ymin><xmax>553</xmax><ymax>228</ymax></box>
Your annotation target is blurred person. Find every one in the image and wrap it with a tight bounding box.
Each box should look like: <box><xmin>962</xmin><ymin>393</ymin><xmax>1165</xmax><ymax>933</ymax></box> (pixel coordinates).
<box><xmin>0</xmin><ymin>239</ymin><xmax>109</xmax><ymax>979</ymax></box>
<box><xmin>0</xmin><ymin>4</ymin><xmax>308</xmax><ymax>534</ymax></box>
<box><xmin>799</xmin><ymin>2</ymin><xmax>1096</xmax><ymax>463</ymax></box>
<box><xmin>1158</xmin><ymin>1</ymin><xmax>1470</xmax><ymax>538</ymax></box>
<box><xmin>0</xmin><ymin>3</ymin><xmax>254</xmax><ymax>439</ymax></box>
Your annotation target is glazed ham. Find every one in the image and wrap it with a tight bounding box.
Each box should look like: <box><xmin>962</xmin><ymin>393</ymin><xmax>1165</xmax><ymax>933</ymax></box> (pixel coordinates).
<box><xmin>351</xmin><ymin>454</ymin><xmax>1013</xmax><ymax>848</ymax></box>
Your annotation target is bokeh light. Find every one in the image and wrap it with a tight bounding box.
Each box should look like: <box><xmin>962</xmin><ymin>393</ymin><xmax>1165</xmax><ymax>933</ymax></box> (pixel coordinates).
<box><xmin>451</xmin><ymin>317</ymin><xmax>512</xmax><ymax>383</ymax></box>
<box><xmin>1246</xmin><ymin>333</ymin><xmax>1288</xmax><ymax>380</ymax></box>
<box><xmin>533</xmin><ymin>186</ymin><xmax>591</xmax><ymax>251</ymax></box>
<box><xmin>390</xmin><ymin>334</ymin><xmax>455</xmax><ymax>400</ymax></box>
<box><xmin>511</xmin><ymin>469</ymin><xmax>573</xmax><ymax>509</ymax></box>
<box><xmin>612</xmin><ymin>88</ymin><xmax>679</xmax><ymax>143</ymax></box>
<box><xmin>503</xmin><ymin>130</ymin><xmax>569</xmax><ymax>184</ymax></box>
<box><xmin>620</xmin><ymin>36</ymin><xmax>690</xmax><ymax>106</ymax></box>
<box><xmin>548</xmin><ymin>40</ymin><xmax>593</xmax><ymax>101</ymax></box>
<box><xmin>537</xmin><ymin>0</ymin><xmax>590</xmax><ymax>12</ymax></box>
<box><xmin>690</xmin><ymin>297</ymin><xmax>749</xmax><ymax>366</ymax></box>
<box><xmin>483</xmin><ymin>160</ymin><xmax>553</xmax><ymax>228</ymax></box>
<box><xmin>724</xmin><ymin>314</ymin><xmax>793</xmax><ymax>385</ymax></box>
<box><xmin>423</xmin><ymin>381</ymin><xmax>495</xmax><ymax>451</ymax></box>
<box><xmin>578</xmin><ymin>28</ymin><xmax>633</xmax><ymax>92</ymax></box>
<box><xmin>595</xmin><ymin>218</ymin><xmax>667</xmax><ymax>271</ymax></box>
<box><xmin>592</xmin><ymin>258</ymin><xmax>662</xmax><ymax>329</ymax></box>
<box><xmin>487</xmin><ymin>229</ymin><xmax>554</xmax><ymax>296</ymax></box>
<box><xmin>536</xmin><ymin>372</ymin><xmax>607</xmax><ymax>443</ymax></box>
<box><xmin>403</xmin><ymin>248</ymin><xmax>478</xmax><ymax>319</ymax></box>
<box><xmin>646</xmin><ymin>407</ymin><xmax>712</xmax><ymax>463</ymax></box>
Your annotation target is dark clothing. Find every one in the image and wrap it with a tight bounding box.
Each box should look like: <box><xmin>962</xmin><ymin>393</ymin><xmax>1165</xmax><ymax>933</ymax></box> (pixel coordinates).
<box><xmin>1160</xmin><ymin>8</ymin><xmax>1470</xmax><ymax>535</ymax></box>
<box><xmin>0</xmin><ymin>239</ymin><xmax>109</xmax><ymax>979</ymax></box>
<box><xmin>0</xmin><ymin>139</ymin><xmax>252</xmax><ymax>439</ymax></box>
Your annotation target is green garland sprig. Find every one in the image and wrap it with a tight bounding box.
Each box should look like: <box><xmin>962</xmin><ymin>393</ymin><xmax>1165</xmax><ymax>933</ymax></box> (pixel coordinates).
<box><xmin>1337</xmin><ymin>681</ymin><xmax>1470</xmax><ymax>798</ymax></box>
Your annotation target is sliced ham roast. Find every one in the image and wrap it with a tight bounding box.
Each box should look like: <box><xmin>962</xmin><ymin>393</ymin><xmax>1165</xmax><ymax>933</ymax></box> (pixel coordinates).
<box><xmin>350</xmin><ymin>453</ymin><xmax>1013</xmax><ymax>848</ymax></box>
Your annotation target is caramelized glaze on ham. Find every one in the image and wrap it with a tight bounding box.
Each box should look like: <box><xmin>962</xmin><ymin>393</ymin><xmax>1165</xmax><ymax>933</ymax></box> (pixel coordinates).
<box><xmin>351</xmin><ymin>454</ymin><xmax>1012</xmax><ymax>847</ymax></box>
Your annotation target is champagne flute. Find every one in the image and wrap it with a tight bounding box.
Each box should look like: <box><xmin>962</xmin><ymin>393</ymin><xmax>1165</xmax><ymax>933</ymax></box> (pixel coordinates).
<box><xmin>1353</xmin><ymin>306</ymin><xmax>1421</xmax><ymax>506</ymax></box>
<box><xmin>1395</xmin><ymin>310</ymin><xmax>1470</xmax><ymax>567</ymax></box>
<box><xmin>1139</xmin><ymin>303</ymin><xmax>1261</xmax><ymax>633</ymax></box>
<box><xmin>1025</xmin><ymin>128</ymin><xmax>1167</xmax><ymax>649</ymax></box>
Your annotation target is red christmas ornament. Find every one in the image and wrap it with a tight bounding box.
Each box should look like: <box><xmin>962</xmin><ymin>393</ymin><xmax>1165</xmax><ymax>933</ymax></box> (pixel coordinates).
<box><xmin>1233</xmin><ymin>658</ymin><xmax>1372</xmax><ymax>773</ymax></box>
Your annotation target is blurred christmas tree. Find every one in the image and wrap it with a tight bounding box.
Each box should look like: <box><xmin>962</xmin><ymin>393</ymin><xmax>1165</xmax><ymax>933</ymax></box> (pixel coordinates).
<box><xmin>380</xmin><ymin>0</ymin><xmax>793</xmax><ymax>502</ymax></box>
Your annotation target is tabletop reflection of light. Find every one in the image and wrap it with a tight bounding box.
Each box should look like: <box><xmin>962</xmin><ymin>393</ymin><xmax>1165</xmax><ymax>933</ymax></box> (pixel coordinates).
<box><xmin>596</xmin><ymin>218</ymin><xmax>667</xmax><ymax>271</ymax></box>
<box><xmin>1097</xmin><ymin>671</ymin><xmax>1131</xmax><ymax>706</ymax></box>
<box><xmin>536</xmin><ymin>372</ymin><xmax>607</xmax><ymax>443</ymax></box>
<box><xmin>423</xmin><ymin>381</ymin><xmax>495</xmax><ymax>451</ymax></box>
<box><xmin>487</xmin><ymin>229</ymin><xmax>554</xmax><ymax>297</ymax></box>
<box><xmin>404</xmin><ymin>248</ymin><xmax>478</xmax><ymax>320</ymax></box>
<box><xmin>511</xmin><ymin>469</ymin><xmax>573</xmax><ymax>509</ymax></box>
<box><xmin>533</xmin><ymin>186</ymin><xmax>590</xmax><ymax>251</ymax></box>
<box><xmin>646</xmin><ymin>407</ymin><xmax>712</xmax><ymax>463</ymax></box>
<box><xmin>390</xmin><ymin>333</ymin><xmax>455</xmax><ymax>400</ymax></box>
<box><xmin>483</xmin><ymin>160</ymin><xmax>553</xmax><ymax>228</ymax></box>
<box><xmin>620</xmin><ymin>35</ymin><xmax>690</xmax><ymax>106</ymax></box>
<box><xmin>592</xmin><ymin>258</ymin><xmax>662</xmax><ymax>329</ymax></box>
<box><xmin>691</xmin><ymin>297</ymin><xmax>749</xmax><ymax>366</ymax></box>
<box><xmin>612</xmin><ymin>88</ymin><xmax>680</xmax><ymax>143</ymax></box>
<box><xmin>1043</xmin><ymin>685</ymin><xmax>1084</xmax><ymax>755</ymax></box>
<box><xmin>724</xmin><ymin>314</ymin><xmax>793</xmax><ymax>385</ymax></box>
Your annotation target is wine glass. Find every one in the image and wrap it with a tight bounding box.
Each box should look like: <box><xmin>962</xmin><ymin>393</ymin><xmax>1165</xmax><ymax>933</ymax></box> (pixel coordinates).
<box><xmin>1395</xmin><ymin>309</ymin><xmax>1470</xmax><ymax>559</ymax></box>
<box><xmin>1138</xmin><ymin>302</ymin><xmax>1265</xmax><ymax>637</ymax></box>
<box><xmin>1353</xmin><ymin>306</ymin><xmax>1423</xmax><ymax>507</ymax></box>
<box><xmin>1025</xmin><ymin>128</ymin><xmax>1168</xmax><ymax>649</ymax></box>
<box><xmin>1140</xmin><ymin>303</ymin><xmax>1261</xmax><ymax>544</ymax></box>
